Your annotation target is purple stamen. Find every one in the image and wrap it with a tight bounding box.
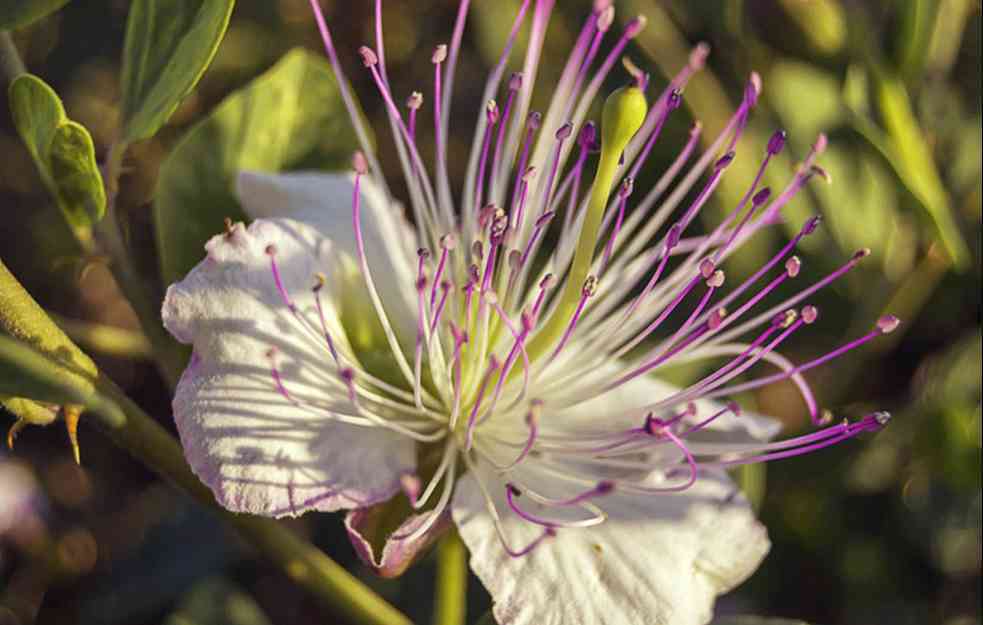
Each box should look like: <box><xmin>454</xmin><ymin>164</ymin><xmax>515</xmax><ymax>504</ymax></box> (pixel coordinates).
<box><xmin>265</xmin><ymin>245</ymin><xmax>295</xmax><ymax>313</ymax></box>
<box><xmin>465</xmin><ymin>355</ymin><xmax>501</xmax><ymax>451</ymax></box>
<box><xmin>312</xmin><ymin>274</ymin><xmax>340</xmax><ymax>364</ymax></box>
<box><xmin>600</xmin><ymin>178</ymin><xmax>634</xmax><ymax>274</ymax></box>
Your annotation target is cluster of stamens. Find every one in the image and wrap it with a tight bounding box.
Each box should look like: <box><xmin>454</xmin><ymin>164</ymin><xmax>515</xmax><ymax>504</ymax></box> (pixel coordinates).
<box><xmin>251</xmin><ymin>0</ymin><xmax>899</xmax><ymax>555</ymax></box>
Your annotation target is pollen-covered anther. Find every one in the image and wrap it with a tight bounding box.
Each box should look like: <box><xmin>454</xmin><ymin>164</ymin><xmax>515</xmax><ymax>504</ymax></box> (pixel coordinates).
<box><xmin>486</xmin><ymin>100</ymin><xmax>500</xmax><ymax>124</ymax></box>
<box><xmin>431</xmin><ymin>44</ymin><xmax>448</xmax><ymax>64</ymax></box>
<box><xmin>582</xmin><ymin>275</ymin><xmax>599</xmax><ymax>297</ymax></box>
<box><xmin>801</xmin><ymin>305</ymin><xmax>818</xmax><ymax>324</ymax></box>
<box><xmin>440</xmin><ymin>233</ymin><xmax>458</xmax><ymax>250</ymax></box>
<box><xmin>873</xmin><ymin>411</ymin><xmax>892</xmax><ymax>427</ymax></box>
<box><xmin>853</xmin><ymin>248</ymin><xmax>872</xmax><ymax>261</ymax></box>
<box><xmin>785</xmin><ymin>256</ymin><xmax>802</xmax><ymax>277</ymax></box>
<box><xmin>775</xmin><ymin>309</ymin><xmax>798</xmax><ymax>328</ymax></box>
<box><xmin>597</xmin><ymin>5</ymin><xmax>615</xmax><ymax>31</ymax></box>
<box><xmin>876</xmin><ymin>315</ymin><xmax>900</xmax><ymax>334</ymax></box>
<box><xmin>400</xmin><ymin>472</ymin><xmax>422</xmax><ymax>505</ymax></box>
<box><xmin>625</xmin><ymin>14</ymin><xmax>648</xmax><ymax>38</ymax></box>
<box><xmin>358</xmin><ymin>46</ymin><xmax>378</xmax><ymax>67</ymax></box>
<box><xmin>706</xmin><ymin>269</ymin><xmax>725</xmax><ymax>289</ymax></box>
<box><xmin>620</xmin><ymin>177</ymin><xmax>635</xmax><ymax>197</ymax></box>
<box><xmin>406</xmin><ymin>91</ymin><xmax>423</xmax><ymax>110</ymax></box>
<box><xmin>708</xmin><ymin>307</ymin><xmax>727</xmax><ymax>329</ymax></box>
<box><xmin>810</xmin><ymin>165</ymin><xmax>833</xmax><ymax>184</ymax></box>
<box><xmin>522</xmin><ymin>166</ymin><xmax>537</xmax><ymax>183</ymax></box>
<box><xmin>313</xmin><ymin>272</ymin><xmax>327</xmax><ymax>292</ymax></box>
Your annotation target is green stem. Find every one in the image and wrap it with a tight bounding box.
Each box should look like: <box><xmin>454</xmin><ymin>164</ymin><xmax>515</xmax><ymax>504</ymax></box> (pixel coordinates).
<box><xmin>0</xmin><ymin>262</ymin><xmax>412</xmax><ymax>625</ymax></box>
<box><xmin>0</xmin><ymin>31</ymin><xmax>26</xmax><ymax>83</ymax></box>
<box><xmin>433</xmin><ymin>530</ymin><xmax>468</xmax><ymax>625</ymax></box>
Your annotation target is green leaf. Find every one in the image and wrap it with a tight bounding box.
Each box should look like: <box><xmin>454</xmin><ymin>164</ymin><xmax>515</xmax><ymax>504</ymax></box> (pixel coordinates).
<box><xmin>154</xmin><ymin>48</ymin><xmax>362</xmax><ymax>285</ymax></box>
<box><xmin>0</xmin><ymin>0</ymin><xmax>69</xmax><ymax>30</ymax></box>
<box><xmin>119</xmin><ymin>0</ymin><xmax>235</xmax><ymax>143</ymax></box>
<box><xmin>8</xmin><ymin>73</ymin><xmax>105</xmax><ymax>228</ymax></box>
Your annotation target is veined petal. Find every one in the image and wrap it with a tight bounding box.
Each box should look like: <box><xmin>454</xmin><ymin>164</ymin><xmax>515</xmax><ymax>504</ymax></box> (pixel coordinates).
<box><xmin>235</xmin><ymin>170</ymin><xmax>418</xmax><ymax>346</ymax></box>
<box><xmin>163</xmin><ymin>218</ymin><xmax>415</xmax><ymax>517</ymax></box>
<box><xmin>453</xmin><ymin>458</ymin><xmax>770</xmax><ymax>625</ymax></box>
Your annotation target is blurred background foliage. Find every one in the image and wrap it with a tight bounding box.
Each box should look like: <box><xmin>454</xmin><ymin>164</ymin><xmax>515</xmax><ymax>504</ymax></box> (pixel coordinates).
<box><xmin>0</xmin><ymin>1</ymin><xmax>979</xmax><ymax>624</ymax></box>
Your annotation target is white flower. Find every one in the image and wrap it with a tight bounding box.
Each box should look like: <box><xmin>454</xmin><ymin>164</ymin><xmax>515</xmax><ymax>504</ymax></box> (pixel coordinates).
<box><xmin>162</xmin><ymin>2</ymin><xmax>896</xmax><ymax>623</ymax></box>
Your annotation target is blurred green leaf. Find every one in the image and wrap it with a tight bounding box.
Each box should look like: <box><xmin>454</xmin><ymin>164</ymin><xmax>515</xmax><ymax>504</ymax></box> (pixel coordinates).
<box><xmin>768</xmin><ymin>61</ymin><xmax>842</xmax><ymax>138</ymax></box>
<box><xmin>896</xmin><ymin>0</ymin><xmax>936</xmax><ymax>81</ymax></box>
<box><xmin>776</xmin><ymin>0</ymin><xmax>846</xmax><ymax>56</ymax></box>
<box><xmin>0</xmin><ymin>334</ymin><xmax>124</xmax><ymax>426</ymax></box>
<box><xmin>153</xmin><ymin>48</ymin><xmax>362</xmax><ymax>285</ymax></box>
<box><xmin>119</xmin><ymin>0</ymin><xmax>235</xmax><ymax>143</ymax></box>
<box><xmin>0</xmin><ymin>0</ymin><xmax>69</xmax><ymax>30</ymax></box>
<box><xmin>473</xmin><ymin>612</ymin><xmax>496</xmax><ymax>625</ymax></box>
<box><xmin>8</xmin><ymin>73</ymin><xmax>105</xmax><ymax>228</ymax></box>
<box><xmin>871</xmin><ymin>69</ymin><xmax>969</xmax><ymax>269</ymax></box>
<box><xmin>164</xmin><ymin>577</ymin><xmax>271</xmax><ymax>625</ymax></box>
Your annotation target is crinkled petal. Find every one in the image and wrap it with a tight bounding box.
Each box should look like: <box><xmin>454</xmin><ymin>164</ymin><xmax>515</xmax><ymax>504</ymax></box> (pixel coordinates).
<box><xmin>163</xmin><ymin>218</ymin><xmax>415</xmax><ymax>517</ymax></box>
<box><xmin>452</xmin><ymin>457</ymin><xmax>770</xmax><ymax>625</ymax></box>
<box><xmin>235</xmin><ymin>171</ymin><xmax>417</xmax><ymax>345</ymax></box>
<box><xmin>345</xmin><ymin>501</ymin><xmax>451</xmax><ymax>578</ymax></box>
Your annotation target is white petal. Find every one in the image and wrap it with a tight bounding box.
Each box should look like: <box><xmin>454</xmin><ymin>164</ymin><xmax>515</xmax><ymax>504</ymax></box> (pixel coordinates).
<box><xmin>235</xmin><ymin>171</ymin><xmax>417</xmax><ymax>345</ymax></box>
<box><xmin>163</xmin><ymin>218</ymin><xmax>415</xmax><ymax>517</ymax></box>
<box><xmin>453</xmin><ymin>458</ymin><xmax>769</xmax><ymax>625</ymax></box>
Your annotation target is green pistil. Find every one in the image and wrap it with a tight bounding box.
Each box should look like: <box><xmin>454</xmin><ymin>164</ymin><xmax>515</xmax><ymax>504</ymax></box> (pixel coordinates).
<box><xmin>522</xmin><ymin>86</ymin><xmax>648</xmax><ymax>366</ymax></box>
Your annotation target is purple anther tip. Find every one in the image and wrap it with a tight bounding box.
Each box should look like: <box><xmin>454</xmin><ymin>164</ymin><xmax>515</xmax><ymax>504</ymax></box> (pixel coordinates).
<box><xmin>728</xmin><ymin>401</ymin><xmax>742</xmax><ymax>417</ymax></box>
<box><xmin>767</xmin><ymin>130</ymin><xmax>787</xmax><ymax>155</ymax></box>
<box><xmin>340</xmin><ymin>367</ymin><xmax>355</xmax><ymax>383</ymax></box>
<box><xmin>876</xmin><ymin>315</ymin><xmax>900</xmax><ymax>334</ymax></box>
<box><xmin>708</xmin><ymin>308</ymin><xmax>726</xmax><ymax>329</ymax></box>
<box><xmin>746</xmin><ymin>72</ymin><xmax>762</xmax><ymax>104</ymax></box>
<box><xmin>407</xmin><ymin>91</ymin><xmax>423</xmax><ymax>110</ymax></box>
<box><xmin>690</xmin><ymin>43</ymin><xmax>710</xmax><ymax>70</ymax></box>
<box><xmin>352</xmin><ymin>151</ymin><xmax>368</xmax><ymax>174</ymax></box>
<box><xmin>582</xmin><ymin>275</ymin><xmax>598</xmax><ymax>297</ymax></box>
<box><xmin>265</xmin><ymin>244</ymin><xmax>277</xmax><ymax>255</ymax></box>
<box><xmin>506</xmin><ymin>483</ymin><xmax>521</xmax><ymax>497</ymax></box>
<box><xmin>667</xmin><ymin>223</ymin><xmax>683</xmax><ymax>247</ymax></box>
<box><xmin>432</xmin><ymin>44</ymin><xmax>448</xmax><ymax>64</ymax></box>
<box><xmin>625</xmin><ymin>15</ymin><xmax>648</xmax><ymax>38</ymax></box>
<box><xmin>620</xmin><ymin>177</ymin><xmax>635</xmax><ymax>197</ymax></box>
<box><xmin>535</xmin><ymin>211</ymin><xmax>556</xmax><ymax>228</ymax></box>
<box><xmin>596</xmin><ymin>480</ymin><xmax>616</xmax><ymax>495</ymax></box>
<box><xmin>509</xmin><ymin>72</ymin><xmax>524</xmax><ymax>91</ymax></box>
<box><xmin>715</xmin><ymin>151</ymin><xmax>735</xmax><ymax>170</ymax></box>
<box><xmin>358</xmin><ymin>46</ymin><xmax>378</xmax><ymax>67</ymax></box>
<box><xmin>801</xmin><ymin>305</ymin><xmax>818</xmax><ymax>324</ymax></box>
<box><xmin>667</xmin><ymin>88</ymin><xmax>683</xmax><ymax>111</ymax></box>
<box><xmin>853</xmin><ymin>248</ymin><xmax>871</xmax><ymax>261</ymax></box>
<box><xmin>540</xmin><ymin>273</ymin><xmax>557</xmax><ymax>289</ymax></box>
<box><xmin>578</xmin><ymin>121</ymin><xmax>597</xmax><ymax>147</ymax></box>
<box><xmin>802</xmin><ymin>216</ymin><xmax>822</xmax><ymax>235</ymax></box>
<box><xmin>699</xmin><ymin>258</ymin><xmax>716</xmax><ymax>279</ymax></box>
<box><xmin>556</xmin><ymin>122</ymin><xmax>574</xmax><ymax>140</ymax></box>
<box><xmin>441</xmin><ymin>233</ymin><xmax>458</xmax><ymax>250</ymax></box>
<box><xmin>752</xmin><ymin>187</ymin><xmax>772</xmax><ymax>207</ymax></box>
<box><xmin>527</xmin><ymin>111</ymin><xmax>543</xmax><ymax>130</ymax></box>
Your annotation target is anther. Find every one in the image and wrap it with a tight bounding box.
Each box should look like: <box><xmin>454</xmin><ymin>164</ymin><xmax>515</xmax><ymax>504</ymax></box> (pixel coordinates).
<box><xmin>801</xmin><ymin>305</ymin><xmax>818</xmax><ymax>324</ymax></box>
<box><xmin>752</xmin><ymin>187</ymin><xmax>772</xmax><ymax>207</ymax></box>
<box><xmin>767</xmin><ymin>130</ymin><xmax>787</xmax><ymax>155</ymax></box>
<box><xmin>507</xmin><ymin>484</ymin><xmax>522</xmax><ymax>497</ymax></box>
<box><xmin>540</xmin><ymin>274</ymin><xmax>557</xmax><ymax>290</ymax></box>
<box><xmin>619</xmin><ymin>177</ymin><xmax>635</xmax><ymax>197</ymax></box>
<box><xmin>597</xmin><ymin>6</ymin><xmax>615</xmax><ymax>31</ymax></box>
<box><xmin>527</xmin><ymin>111</ymin><xmax>542</xmax><ymax>131</ymax></box>
<box><xmin>265</xmin><ymin>244</ymin><xmax>277</xmax><ymax>256</ymax></box>
<box><xmin>595</xmin><ymin>480</ymin><xmax>616</xmax><ymax>495</ymax></box>
<box><xmin>873</xmin><ymin>411</ymin><xmax>891</xmax><ymax>427</ymax></box>
<box><xmin>802</xmin><ymin>215</ymin><xmax>822</xmax><ymax>235</ymax></box>
<box><xmin>352</xmin><ymin>151</ymin><xmax>368</xmax><ymax>174</ymax></box>
<box><xmin>432</xmin><ymin>44</ymin><xmax>448</xmax><ymax>64</ymax></box>
<box><xmin>813</xmin><ymin>133</ymin><xmax>828</xmax><ymax>155</ymax></box>
<box><xmin>715</xmin><ymin>151</ymin><xmax>735</xmax><ymax>170</ymax></box>
<box><xmin>785</xmin><ymin>256</ymin><xmax>801</xmax><ymax>277</ymax></box>
<box><xmin>471</xmin><ymin>242</ymin><xmax>483</xmax><ymax>262</ymax></box>
<box><xmin>522</xmin><ymin>166</ymin><xmax>537</xmax><ymax>183</ymax></box>
<box><xmin>313</xmin><ymin>272</ymin><xmax>327</xmax><ymax>292</ymax></box>
<box><xmin>690</xmin><ymin>42</ymin><xmax>710</xmax><ymax>69</ymax></box>
<box><xmin>625</xmin><ymin>15</ymin><xmax>647</xmax><ymax>38</ymax></box>
<box><xmin>223</xmin><ymin>217</ymin><xmax>234</xmax><ymax>235</ymax></box>
<box><xmin>440</xmin><ymin>233</ymin><xmax>458</xmax><ymax>250</ymax></box>
<box><xmin>810</xmin><ymin>165</ymin><xmax>832</xmax><ymax>184</ymax></box>
<box><xmin>406</xmin><ymin>91</ymin><xmax>423</xmax><ymax>110</ymax></box>
<box><xmin>486</xmin><ymin>100</ymin><xmax>499</xmax><ymax>124</ymax></box>
<box><xmin>358</xmin><ymin>46</ymin><xmax>378</xmax><ymax>67</ymax></box>
<box><xmin>708</xmin><ymin>307</ymin><xmax>727</xmax><ymax>329</ymax></box>
<box><xmin>853</xmin><ymin>248</ymin><xmax>871</xmax><ymax>261</ymax></box>
<box><xmin>582</xmin><ymin>275</ymin><xmax>598</xmax><ymax>297</ymax></box>
<box><xmin>699</xmin><ymin>258</ymin><xmax>716</xmax><ymax>279</ymax></box>
<box><xmin>578</xmin><ymin>121</ymin><xmax>597</xmax><ymax>148</ymax></box>
<box><xmin>706</xmin><ymin>269</ymin><xmax>725</xmax><ymax>288</ymax></box>
<box><xmin>667</xmin><ymin>88</ymin><xmax>683</xmax><ymax>111</ymax></box>
<box><xmin>555</xmin><ymin>122</ymin><xmax>574</xmax><ymax>141</ymax></box>
<box><xmin>876</xmin><ymin>315</ymin><xmax>900</xmax><ymax>334</ymax></box>
<box><xmin>535</xmin><ymin>211</ymin><xmax>556</xmax><ymax>228</ymax></box>
<box><xmin>509</xmin><ymin>72</ymin><xmax>523</xmax><ymax>91</ymax></box>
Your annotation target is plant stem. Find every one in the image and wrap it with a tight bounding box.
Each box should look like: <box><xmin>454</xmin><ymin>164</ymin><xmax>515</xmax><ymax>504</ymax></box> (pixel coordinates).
<box><xmin>433</xmin><ymin>530</ymin><xmax>468</xmax><ymax>625</ymax></box>
<box><xmin>0</xmin><ymin>262</ymin><xmax>413</xmax><ymax>625</ymax></box>
<box><xmin>0</xmin><ymin>31</ymin><xmax>26</xmax><ymax>83</ymax></box>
